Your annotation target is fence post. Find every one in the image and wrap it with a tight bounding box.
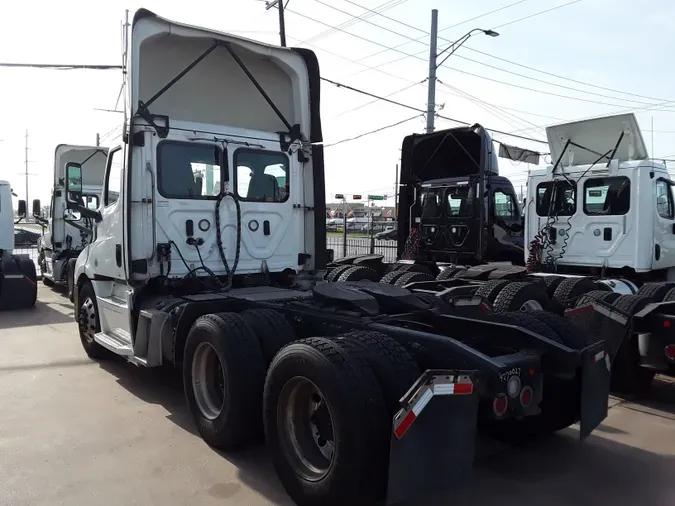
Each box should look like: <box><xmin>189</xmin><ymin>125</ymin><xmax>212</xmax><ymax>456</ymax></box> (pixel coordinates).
<box><xmin>370</xmin><ymin>235</ymin><xmax>375</xmax><ymax>254</ymax></box>
<box><xmin>342</xmin><ymin>211</ymin><xmax>347</xmax><ymax>258</ymax></box>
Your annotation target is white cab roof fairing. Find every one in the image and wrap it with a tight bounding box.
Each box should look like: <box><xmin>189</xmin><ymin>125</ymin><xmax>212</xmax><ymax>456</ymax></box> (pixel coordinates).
<box><xmin>53</xmin><ymin>145</ymin><xmax>109</xmax><ymax>188</ymax></box>
<box><xmin>546</xmin><ymin>113</ymin><xmax>648</xmax><ymax>167</ymax></box>
<box><xmin>129</xmin><ymin>9</ymin><xmax>312</xmax><ymax>140</ymax></box>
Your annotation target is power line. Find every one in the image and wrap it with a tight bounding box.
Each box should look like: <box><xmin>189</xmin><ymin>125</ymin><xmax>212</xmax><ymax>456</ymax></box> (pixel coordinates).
<box><xmin>320</xmin><ymin>77</ymin><xmax>550</xmax><ymax>145</ymax></box>
<box><xmin>323</xmin><ymin>114</ymin><xmax>424</xmax><ymax>147</ymax></box>
<box><xmin>0</xmin><ymin>63</ymin><xmax>123</xmax><ymax>70</ymax></box>
<box><xmin>332</xmin><ymin>79</ymin><xmax>426</xmax><ymax>118</ymax></box>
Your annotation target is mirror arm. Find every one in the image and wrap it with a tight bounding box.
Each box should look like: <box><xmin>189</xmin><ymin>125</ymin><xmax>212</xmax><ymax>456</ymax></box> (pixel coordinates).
<box><xmin>66</xmin><ymin>201</ymin><xmax>102</xmax><ymax>223</ymax></box>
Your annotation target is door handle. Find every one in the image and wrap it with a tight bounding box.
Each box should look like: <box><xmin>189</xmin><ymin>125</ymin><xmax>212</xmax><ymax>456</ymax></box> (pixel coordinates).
<box><xmin>115</xmin><ymin>244</ymin><xmax>122</xmax><ymax>267</ymax></box>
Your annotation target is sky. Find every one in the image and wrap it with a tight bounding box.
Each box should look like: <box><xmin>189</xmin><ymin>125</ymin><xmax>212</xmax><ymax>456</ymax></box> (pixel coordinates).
<box><xmin>1</xmin><ymin>0</ymin><xmax>675</xmax><ymax>209</ymax></box>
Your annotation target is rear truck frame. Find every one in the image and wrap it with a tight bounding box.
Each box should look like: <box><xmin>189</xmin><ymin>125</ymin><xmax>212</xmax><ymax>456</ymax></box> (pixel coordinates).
<box><xmin>34</xmin><ymin>145</ymin><xmax>108</xmax><ymax>301</ymax></box>
<box><xmin>68</xmin><ymin>9</ymin><xmax>615</xmax><ymax>506</ymax></box>
<box><xmin>0</xmin><ymin>182</ymin><xmax>38</xmax><ymax>310</ymax></box>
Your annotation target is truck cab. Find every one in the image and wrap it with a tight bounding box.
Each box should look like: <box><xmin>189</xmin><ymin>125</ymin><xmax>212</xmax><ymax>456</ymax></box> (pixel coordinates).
<box><xmin>37</xmin><ymin>144</ymin><xmax>108</xmax><ymax>298</ymax></box>
<box><xmin>525</xmin><ymin>113</ymin><xmax>675</xmax><ymax>281</ymax></box>
<box><xmin>398</xmin><ymin>124</ymin><xmax>524</xmax><ymax>265</ymax></box>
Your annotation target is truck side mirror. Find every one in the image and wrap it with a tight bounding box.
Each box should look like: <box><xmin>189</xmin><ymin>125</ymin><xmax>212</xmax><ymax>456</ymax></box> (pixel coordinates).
<box><xmin>66</xmin><ymin>162</ymin><xmax>83</xmax><ymax>202</ymax></box>
<box><xmin>32</xmin><ymin>199</ymin><xmax>41</xmax><ymax>216</ymax></box>
<box><xmin>17</xmin><ymin>200</ymin><xmax>26</xmax><ymax>218</ymax></box>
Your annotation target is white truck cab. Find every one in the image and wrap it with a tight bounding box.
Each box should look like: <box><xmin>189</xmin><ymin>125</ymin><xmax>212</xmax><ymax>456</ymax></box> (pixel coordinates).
<box><xmin>37</xmin><ymin>144</ymin><xmax>108</xmax><ymax>299</ymax></box>
<box><xmin>525</xmin><ymin>113</ymin><xmax>675</xmax><ymax>282</ymax></box>
<box><xmin>72</xmin><ymin>8</ymin><xmax>323</xmax><ymax>358</ymax></box>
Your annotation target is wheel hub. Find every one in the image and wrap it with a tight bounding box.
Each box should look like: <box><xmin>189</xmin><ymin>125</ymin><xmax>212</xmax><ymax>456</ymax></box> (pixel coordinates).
<box><xmin>191</xmin><ymin>342</ymin><xmax>226</xmax><ymax>420</ymax></box>
<box><xmin>78</xmin><ymin>297</ymin><xmax>97</xmax><ymax>343</ymax></box>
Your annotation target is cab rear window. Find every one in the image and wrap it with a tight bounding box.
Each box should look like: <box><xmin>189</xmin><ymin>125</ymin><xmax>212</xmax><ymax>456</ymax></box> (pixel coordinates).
<box><xmin>536</xmin><ymin>181</ymin><xmax>576</xmax><ymax>216</ymax></box>
<box><xmin>583</xmin><ymin>177</ymin><xmax>630</xmax><ymax>216</ymax></box>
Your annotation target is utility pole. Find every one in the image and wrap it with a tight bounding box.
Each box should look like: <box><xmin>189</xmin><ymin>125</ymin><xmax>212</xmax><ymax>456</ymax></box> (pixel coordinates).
<box><xmin>426</xmin><ymin>9</ymin><xmax>438</xmax><ymax>133</ymax></box>
<box><xmin>96</xmin><ymin>133</ymin><xmax>100</xmax><ymax>146</ymax></box>
<box><xmin>24</xmin><ymin>130</ymin><xmax>29</xmax><ymax>210</ymax></box>
<box><xmin>394</xmin><ymin>163</ymin><xmax>399</xmax><ymax>219</ymax></box>
<box><xmin>266</xmin><ymin>0</ymin><xmax>287</xmax><ymax>47</ymax></box>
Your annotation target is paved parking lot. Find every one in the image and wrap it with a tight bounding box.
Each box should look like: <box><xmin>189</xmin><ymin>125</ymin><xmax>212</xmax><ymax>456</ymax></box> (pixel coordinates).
<box><xmin>1</xmin><ymin>285</ymin><xmax>674</xmax><ymax>506</ymax></box>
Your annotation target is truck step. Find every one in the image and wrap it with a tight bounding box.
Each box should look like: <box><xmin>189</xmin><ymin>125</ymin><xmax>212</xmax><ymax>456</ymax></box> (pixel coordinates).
<box><xmin>94</xmin><ymin>328</ymin><xmax>133</xmax><ymax>356</ymax></box>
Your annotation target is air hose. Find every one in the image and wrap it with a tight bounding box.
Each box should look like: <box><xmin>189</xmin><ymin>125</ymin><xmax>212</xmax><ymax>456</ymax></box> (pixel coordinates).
<box><xmin>214</xmin><ymin>191</ymin><xmax>242</xmax><ymax>290</ymax></box>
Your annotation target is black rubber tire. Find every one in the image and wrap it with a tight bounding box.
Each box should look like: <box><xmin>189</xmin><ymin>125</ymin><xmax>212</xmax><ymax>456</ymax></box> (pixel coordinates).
<box><xmin>394</xmin><ymin>263</ymin><xmax>431</xmax><ymax>274</ymax></box>
<box><xmin>183</xmin><ymin>312</ymin><xmax>266</xmax><ymax>450</ymax></box>
<box><xmin>66</xmin><ymin>259</ymin><xmax>77</xmax><ymax>302</ymax></box>
<box><xmin>16</xmin><ymin>258</ymin><xmax>38</xmax><ymax>308</ymax></box>
<box><xmin>77</xmin><ymin>282</ymin><xmax>113</xmax><ymax>360</ymax></box>
<box><xmin>492</xmin><ymin>282</ymin><xmax>551</xmax><ymax>313</ymax></box>
<box><xmin>541</xmin><ymin>275</ymin><xmax>565</xmax><ymax>298</ymax></box>
<box><xmin>379</xmin><ymin>270</ymin><xmax>408</xmax><ymax>285</ymax></box>
<box><xmin>264</xmin><ymin>337</ymin><xmax>389</xmax><ymax>506</ymax></box>
<box><xmin>638</xmin><ymin>282</ymin><xmax>675</xmax><ymax>301</ymax></box>
<box><xmin>42</xmin><ymin>275</ymin><xmax>55</xmax><ymax>287</ymax></box>
<box><xmin>436</xmin><ymin>266</ymin><xmax>466</xmax><ymax>280</ymax></box>
<box><xmin>474</xmin><ymin>279</ymin><xmax>510</xmax><ymax>305</ymax></box>
<box><xmin>610</xmin><ymin>295</ymin><xmax>656</xmax><ymax>395</ymax></box>
<box><xmin>483</xmin><ymin>312</ymin><xmax>580</xmax><ymax>442</ymax></box>
<box><xmin>326</xmin><ymin>265</ymin><xmax>352</xmax><ymax>283</ymax></box>
<box><xmin>394</xmin><ymin>271</ymin><xmax>435</xmax><ymax>288</ymax></box>
<box><xmin>337</xmin><ymin>266</ymin><xmax>380</xmax><ymax>282</ymax></box>
<box><xmin>552</xmin><ymin>277</ymin><xmax>600</xmax><ymax>308</ymax></box>
<box><xmin>240</xmin><ymin>308</ymin><xmax>297</xmax><ymax>365</ymax></box>
<box><xmin>664</xmin><ymin>286</ymin><xmax>675</xmax><ymax>302</ymax></box>
<box><xmin>574</xmin><ymin>289</ymin><xmax>619</xmax><ymax>308</ymax></box>
<box><xmin>524</xmin><ymin>310</ymin><xmax>590</xmax><ymax>349</ymax></box>
<box><xmin>331</xmin><ymin>331</ymin><xmax>420</xmax><ymax>418</ymax></box>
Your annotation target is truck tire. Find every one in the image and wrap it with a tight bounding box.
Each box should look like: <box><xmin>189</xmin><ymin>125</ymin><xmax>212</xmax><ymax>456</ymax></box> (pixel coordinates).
<box><xmin>379</xmin><ymin>270</ymin><xmax>408</xmax><ymax>285</ymax></box>
<box><xmin>394</xmin><ymin>271</ymin><xmax>435</xmax><ymax>288</ymax></box>
<box><xmin>394</xmin><ymin>263</ymin><xmax>431</xmax><ymax>274</ymax></box>
<box><xmin>664</xmin><ymin>286</ymin><xmax>675</xmax><ymax>302</ymax></box>
<box><xmin>541</xmin><ymin>275</ymin><xmax>565</xmax><ymax>298</ymax></box>
<box><xmin>525</xmin><ymin>310</ymin><xmax>591</xmax><ymax>349</ymax></box>
<box><xmin>436</xmin><ymin>266</ymin><xmax>466</xmax><ymax>280</ymax></box>
<box><xmin>483</xmin><ymin>312</ymin><xmax>580</xmax><ymax>442</ymax></box>
<box><xmin>241</xmin><ymin>308</ymin><xmax>297</xmax><ymax>365</ymax></box>
<box><xmin>264</xmin><ymin>337</ymin><xmax>389</xmax><ymax>506</ymax></box>
<box><xmin>77</xmin><ymin>282</ymin><xmax>113</xmax><ymax>360</ymax></box>
<box><xmin>552</xmin><ymin>277</ymin><xmax>600</xmax><ymax>308</ymax></box>
<box><xmin>474</xmin><ymin>279</ymin><xmax>510</xmax><ymax>305</ymax></box>
<box><xmin>610</xmin><ymin>295</ymin><xmax>656</xmax><ymax>395</ymax></box>
<box><xmin>16</xmin><ymin>258</ymin><xmax>38</xmax><ymax>308</ymax></box>
<box><xmin>326</xmin><ymin>265</ymin><xmax>352</xmax><ymax>282</ymax></box>
<box><xmin>574</xmin><ymin>289</ymin><xmax>620</xmax><ymax>308</ymax></box>
<box><xmin>331</xmin><ymin>331</ymin><xmax>420</xmax><ymax>418</ymax></box>
<box><xmin>184</xmin><ymin>312</ymin><xmax>266</xmax><ymax>450</ymax></box>
<box><xmin>492</xmin><ymin>282</ymin><xmax>551</xmax><ymax>313</ymax></box>
<box><xmin>638</xmin><ymin>282</ymin><xmax>675</xmax><ymax>301</ymax></box>
<box><xmin>337</xmin><ymin>266</ymin><xmax>380</xmax><ymax>282</ymax></box>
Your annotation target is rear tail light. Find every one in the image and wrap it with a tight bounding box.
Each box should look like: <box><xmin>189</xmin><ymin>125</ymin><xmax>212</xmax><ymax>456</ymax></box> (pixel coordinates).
<box><xmin>665</xmin><ymin>345</ymin><xmax>675</xmax><ymax>362</ymax></box>
<box><xmin>520</xmin><ymin>386</ymin><xmax>533</xmax><ymax>407</ymax></box>
<box><xmin>493</xmin><ymin>395</ymin><xmax>508</xmax><ymax>417</ymax></box>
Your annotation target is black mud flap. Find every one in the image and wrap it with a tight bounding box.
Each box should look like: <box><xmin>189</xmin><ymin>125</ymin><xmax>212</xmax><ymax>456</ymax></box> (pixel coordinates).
<box><xmin>579</xmin><ymin>341</ymin><xmax>612</xmax><ymax>440</ymax></box>
<box><xmin>386</xmin><ymin>370</ymin><xmax>480</xmax><ymax>506</ymax></box>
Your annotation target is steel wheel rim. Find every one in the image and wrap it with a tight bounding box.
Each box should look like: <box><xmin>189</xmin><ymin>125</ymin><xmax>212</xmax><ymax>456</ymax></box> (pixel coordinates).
<box><xmin>78</xmin><ymin>297</ymin><xmax>97</xmax><ymax>343</ymax></box>
<box><xmin>277</xmin><ymin>377</ymin><xmax>335</xmax><ymax>482</ymax></box>
<box><xmin>191</xmin><ymin>342</ymin><xmax>226</xmax><ymax>420</ymax></box>
<box><xmin>520</xmin><ymin>300</ymin><xmax>543</xmax><ymax>311</ymax></box>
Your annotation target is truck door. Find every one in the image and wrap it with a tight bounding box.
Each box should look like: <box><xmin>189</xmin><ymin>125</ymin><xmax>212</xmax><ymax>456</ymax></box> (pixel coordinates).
<box><xmin>491</xmin><ymin>186</ymin><xmax>524</xmax><ymax>264</ymax></box>
<box><xmin>652</xmin><ymin>178</ymin><xmax>675</xmax><ymax>271</ymax></box>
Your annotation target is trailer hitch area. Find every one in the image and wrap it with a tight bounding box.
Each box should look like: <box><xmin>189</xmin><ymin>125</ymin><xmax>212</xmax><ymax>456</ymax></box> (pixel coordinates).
<box><xmin>579</xmin><ymin>340</ymin><xmax>612</xmax><ymax>440</ymax></box>
<box><xmin>386</xmin><ymin>370</ymin><xmax>480</xmax><ymax>506</ymax></box>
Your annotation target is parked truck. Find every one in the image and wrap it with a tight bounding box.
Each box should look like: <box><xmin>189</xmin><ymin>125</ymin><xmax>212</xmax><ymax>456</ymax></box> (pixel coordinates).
<box><xmin>0</xmin><ymin>181</ymin><xmax>38</xmax><ymax>310</ymax></box>
<box><xmin>34</xmin><ymin>144</ymin><xmax>108</xmax><ymax>301</ymax></box>
<box><xmin>66</xmin><ymin>9</ymin><xmax>617</xmax><ymax>506</ymax></box>
<box><xmin>329</xmin><ymin>113</ymin><xmax>675</xmax><ymax>394</ymax></box>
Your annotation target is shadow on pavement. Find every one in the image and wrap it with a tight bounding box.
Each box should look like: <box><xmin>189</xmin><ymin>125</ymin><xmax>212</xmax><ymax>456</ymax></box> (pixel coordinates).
<box><xmin>0</xmin><ymin>301</ymin><xmax>74</xmax><ymax>330</ymax></box>
<box><xmin>98</xmin><ymin>358</ymin><xmax>675</xmax><ymax>506</ymax></box>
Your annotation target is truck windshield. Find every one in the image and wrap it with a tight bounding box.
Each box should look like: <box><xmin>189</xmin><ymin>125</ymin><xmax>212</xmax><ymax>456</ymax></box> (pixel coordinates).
<box><xmin>446</xmin><ymin>185</ymin><xmax>474</xmax><ymax>217</ymax></box>
<box><xmin>420</xmin><ymin>188</ymin><xmax>443</xmax><ymax>217</ymax></box>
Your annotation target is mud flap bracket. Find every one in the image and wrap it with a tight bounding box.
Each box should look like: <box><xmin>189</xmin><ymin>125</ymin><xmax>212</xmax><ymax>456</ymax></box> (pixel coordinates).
<box><xmin>386</xmin><ymin>370</ymin><xmax>480</xmax><ymax>506</ymax></box>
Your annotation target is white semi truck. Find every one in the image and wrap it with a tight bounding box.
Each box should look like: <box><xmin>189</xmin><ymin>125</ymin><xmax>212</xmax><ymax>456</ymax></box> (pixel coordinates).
<box><xmin>0</xmin><ymin>181</ymin><xmax>38</xmax><ymax>309</ymax></box>
<box><xmin>35</xmin><ymin>144</ymin><xmax>108</xmax><ymax>300</ymax></box>
<box><xmin>66</xmin><ymin>9</ymin><xmax>616</xmax><ymax>506</ymax></box>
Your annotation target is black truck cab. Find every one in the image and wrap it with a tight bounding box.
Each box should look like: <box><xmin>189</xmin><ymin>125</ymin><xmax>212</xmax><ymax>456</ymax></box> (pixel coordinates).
<box><xmin>398</xmin><ymin>124</ymin><xmax>524</xmax><ymax>265</ymax></box>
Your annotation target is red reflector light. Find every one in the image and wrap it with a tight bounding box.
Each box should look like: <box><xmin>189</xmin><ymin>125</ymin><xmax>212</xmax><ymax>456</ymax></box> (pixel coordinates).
<box><xmin>520</xmin><ymin>386</ymin><xmax>533</xmax><ymax>407</ymax></box>
<box><xmin>529</xmin><ymin>368</ymin><xmax>535</xmax><ymax>376</ymax></box>
<box><xmin>394</xmin><ymin>411</ymin><xmax>416</xmax><ymax>439</ymax></box>
<box><xmin>665</xmin><ymin>345</ymin><xmax>675</xmax><ymax>361</ymax></box>
<box><xmin>664</xmin><ymin>320</ymin><xmax>671</xmax><ymax>328</ymax></box>
<box><xmin>493</xmin><ymin>395</ymin><xmax>508</xmax><ymax>417</ymax></box>
<box><xmin>453</xmin><ymin>382</ymin><xmax>473</xmax><ymax>395</ymax></box>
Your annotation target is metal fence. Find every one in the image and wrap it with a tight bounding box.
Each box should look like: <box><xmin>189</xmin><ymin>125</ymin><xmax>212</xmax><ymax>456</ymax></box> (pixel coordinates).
<box><xmin>327</xmin><ymin>235</ymin><xmax>397</xmax><ymax>263</ymax></box>
<box><xmin>14</xmin><ymin>244</ymin><xmax>42</xmax><ymax>276</ymax></box>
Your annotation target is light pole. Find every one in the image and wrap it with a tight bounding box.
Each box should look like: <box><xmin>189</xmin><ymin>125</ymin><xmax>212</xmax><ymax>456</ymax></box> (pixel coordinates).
<box><xmin>426</xmin><ymin>10</ymin><xmax>499</xmax><ymax>133</ymax></box>
<box><xmin>265</xmin><ymin>0</ymin><xmax>287</xmax><ymax>47</ymax></box>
